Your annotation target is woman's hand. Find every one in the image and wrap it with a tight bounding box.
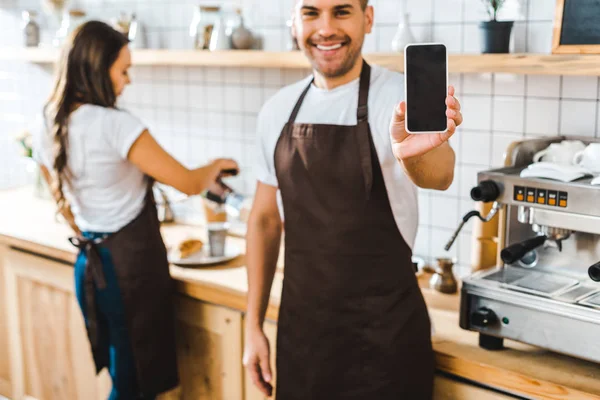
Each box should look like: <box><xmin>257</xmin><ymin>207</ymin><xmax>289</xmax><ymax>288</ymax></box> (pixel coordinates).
<box><xmin>243</xmin><ymin>326</ymin><xmax>273</xmax><ymax>397</ymax></box>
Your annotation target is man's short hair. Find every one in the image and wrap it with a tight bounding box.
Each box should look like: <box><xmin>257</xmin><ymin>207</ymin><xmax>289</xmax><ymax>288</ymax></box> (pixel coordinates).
<box><xmin>360</xmin><ymin>0</ymin><xmax>369</xmax><ymax>10</ymax></box>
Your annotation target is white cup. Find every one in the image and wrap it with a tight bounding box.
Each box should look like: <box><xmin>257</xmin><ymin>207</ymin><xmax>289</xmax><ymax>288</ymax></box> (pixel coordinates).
<box><xmin>533</xmin><ymin>140</ymin><xmax>586</xmax><ymax>165</ymax></box>
<box><xmin>573</xmin><ymin>143</ymin><xmax>600</xmax><ymax>173</ymax></box>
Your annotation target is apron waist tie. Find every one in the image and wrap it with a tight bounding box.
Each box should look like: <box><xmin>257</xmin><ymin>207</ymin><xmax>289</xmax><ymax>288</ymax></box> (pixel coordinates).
<box><xmin>69</xmin><ymin>236</ymin><xmax>107</xmax><ymax>289</ymax></box>
<box><xmin>69</xmin><ymin>235</ymin><xmax>108</xmax><ymax>350</ymax></box>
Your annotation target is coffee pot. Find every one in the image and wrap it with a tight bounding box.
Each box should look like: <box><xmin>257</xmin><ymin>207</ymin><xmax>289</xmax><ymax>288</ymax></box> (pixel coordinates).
<box><xmin>204</xmin><ymin>169</ymin><xmax>247</xmax><ymax>219</ymax></box>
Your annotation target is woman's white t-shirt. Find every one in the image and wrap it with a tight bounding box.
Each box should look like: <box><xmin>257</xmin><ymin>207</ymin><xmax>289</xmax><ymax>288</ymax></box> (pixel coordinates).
<box><xmin>32</xmin><ymin>104</ymin><xmax>148</xmax><ymax>233</ymax></box>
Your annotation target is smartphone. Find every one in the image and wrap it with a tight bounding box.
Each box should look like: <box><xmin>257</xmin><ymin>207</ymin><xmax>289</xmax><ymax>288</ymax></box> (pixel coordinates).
<box><xmin>404</xmin><ymin>43</ymin><xmax>448</xmax><ymax>134</ymax></box>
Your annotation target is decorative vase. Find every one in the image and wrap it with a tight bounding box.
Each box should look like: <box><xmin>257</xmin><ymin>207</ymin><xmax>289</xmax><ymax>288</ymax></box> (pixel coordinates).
<box><xmin>479</xmin><ymin>20</ymin><xmax>514</xmax><ymax>53</ymax></box>
<box><xmin>391</xmin><ymin>12</ymin><xmax>416</xmax><ymax>52</ymax></box>
<box><xmin>231</xmin><ymin>13</ymin><xmax>254</xmax><ymax>50</ymax></box>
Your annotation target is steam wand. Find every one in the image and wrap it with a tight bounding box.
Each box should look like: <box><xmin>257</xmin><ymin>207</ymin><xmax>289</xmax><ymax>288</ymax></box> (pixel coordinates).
<box><xmin>444</xmin><ymin>202</ymin><xmax>501</xmax><ymax>251</ymax></box>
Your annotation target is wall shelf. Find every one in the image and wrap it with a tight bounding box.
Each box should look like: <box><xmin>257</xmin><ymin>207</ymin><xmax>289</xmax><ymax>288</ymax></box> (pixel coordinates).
<box><xmin>2</xmin><ymin>47</ymin><xmax>600</xmax><ymax>76</ymax></box>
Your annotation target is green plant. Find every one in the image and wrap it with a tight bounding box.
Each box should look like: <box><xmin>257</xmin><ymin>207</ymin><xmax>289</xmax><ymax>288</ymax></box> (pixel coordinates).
<box><xmin>482</xmin><ymin>0</ymin><xmax>506</xmax><ymax>21</ymax></box>
<box><xmin>14</xmin><ymin>129</ymin><xmax>33</xmax><ymax>158</ymax></box>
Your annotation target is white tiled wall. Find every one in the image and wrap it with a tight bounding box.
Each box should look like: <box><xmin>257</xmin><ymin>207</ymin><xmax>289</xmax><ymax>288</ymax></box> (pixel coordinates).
<box><xmin>2</xmin><ymin>0</ymin><xmax>600</xmax><ymax>275</ymax></box>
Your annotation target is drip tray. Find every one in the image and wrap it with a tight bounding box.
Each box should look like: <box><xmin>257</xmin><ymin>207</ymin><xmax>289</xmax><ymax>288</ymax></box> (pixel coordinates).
<box><xmin>507</xmin><ymin>272</ymin><xmax>579</xmax><ymax>297</ymax></box>
<box><xmin>579</xmin><ymin>292</ymin><xmax>600</xmax><ymax>308</ymax></box>
<box><xmin>557</xmin><ymin>286</ymin><xmax>599</xmax><ymax>303</ymax></box>
<box><xmin>481</xmin><ymin>267</ymin><xmax>528</xmax><ymax>285</ymax></box>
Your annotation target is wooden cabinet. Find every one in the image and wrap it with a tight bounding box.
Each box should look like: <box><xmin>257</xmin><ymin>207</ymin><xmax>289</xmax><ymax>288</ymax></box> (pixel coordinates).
<box><xmin>3</xmin><ymin>247</ymin><xmax>111</xmax><ymax>400</ymax></box>
<box><xmin>434</xmin><ymin>374</ymin><xmax>516</xmax><ymax>400</ymax></box>
<box><xmin>0</xmin><ymin>244</ymin><xmax>11</xmax><ymax>397</ymax></box>
<box><xmin>172</xmin><ymin>295</ymin><xmax>243</xmax><ymax>400</ymax></box>
<box><xmin>243</xmin><ymin>319</ymin><xmax>278</xmax><ymax>400</ymax></box>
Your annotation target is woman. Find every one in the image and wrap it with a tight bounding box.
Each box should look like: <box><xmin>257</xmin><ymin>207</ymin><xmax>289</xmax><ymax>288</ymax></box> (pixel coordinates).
<box><xmin>31</xmin><ymin>21</ymin><xmax>238</xmax><ymax>399</ymax></box>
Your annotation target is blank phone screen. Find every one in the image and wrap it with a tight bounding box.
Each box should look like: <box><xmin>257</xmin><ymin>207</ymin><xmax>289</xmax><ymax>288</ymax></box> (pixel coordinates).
<box><xmin>405</xmin><ymin>44</ymin><xmax>447</xmax><ymax>132</ymax></box>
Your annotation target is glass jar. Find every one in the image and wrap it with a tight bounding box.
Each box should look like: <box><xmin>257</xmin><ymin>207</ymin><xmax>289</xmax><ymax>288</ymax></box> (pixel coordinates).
<box><xmin>53</xmin><ymin>9</ymin><xmax>86</xmax><ymax>47</ymax></box>
<box><xmin>189</xmin><ymin>5</ymin><xmax>220</xmax><ymax>50</ymax></box>
<box><xmin>21</xmin><ymin>10</ymin><xmax>40</xmax><ymax>47</ymax></box>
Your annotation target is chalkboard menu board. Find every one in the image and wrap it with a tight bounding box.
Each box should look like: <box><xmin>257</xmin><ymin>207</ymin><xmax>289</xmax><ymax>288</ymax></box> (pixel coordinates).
<box><xmin>552</xmin><ymin>0</ymin><xmax>600</xmax><ymax>54</ymax></box>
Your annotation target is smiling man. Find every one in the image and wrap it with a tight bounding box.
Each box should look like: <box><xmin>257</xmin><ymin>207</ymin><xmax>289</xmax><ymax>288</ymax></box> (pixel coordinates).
<box><xmin>243</xmin><ymin>0</ymin><xmax>463</xmax><ymax>399</ymax></box>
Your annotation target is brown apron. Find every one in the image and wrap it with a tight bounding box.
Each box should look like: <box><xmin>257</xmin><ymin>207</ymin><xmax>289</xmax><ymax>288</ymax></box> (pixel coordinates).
<box><xmin>69</xmin><ymin>178</ymin><xmax>179</xmax><ymax>397</ymax></box>
<box><xmin>273</xmin><ymin>61</ymin><xmax>435</xmax><ymax>399</ymax></box>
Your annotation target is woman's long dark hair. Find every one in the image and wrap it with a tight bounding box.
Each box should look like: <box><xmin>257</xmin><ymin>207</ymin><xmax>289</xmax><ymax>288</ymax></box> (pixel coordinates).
<box><xmin>44</xmin><ymin>20</ymin><xmax>129</xmax><ymax>215</ymax></box>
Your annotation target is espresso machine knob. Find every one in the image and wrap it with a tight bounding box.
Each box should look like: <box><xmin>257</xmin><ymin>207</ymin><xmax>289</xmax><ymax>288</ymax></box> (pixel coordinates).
<box><xmin>471</xmin><ymin>307</ymin><xmax>498</xmax><ymax>328</ymax></box>
<box><xmin>471</xmin><ymin>180</ymin><xmax>500</xmax><ymax>203</ymax></box>
<box><xmin>589</xmin><ymin>262</ymin><xmax>600</xmax><ymax>282</ymax></box>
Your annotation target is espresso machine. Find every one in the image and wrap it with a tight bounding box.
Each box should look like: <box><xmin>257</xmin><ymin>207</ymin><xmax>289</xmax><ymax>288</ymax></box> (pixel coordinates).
<box><xmin>450</xmin><ymin>136</ymin><xmax>600</xmax><ymax>363</ymax></box>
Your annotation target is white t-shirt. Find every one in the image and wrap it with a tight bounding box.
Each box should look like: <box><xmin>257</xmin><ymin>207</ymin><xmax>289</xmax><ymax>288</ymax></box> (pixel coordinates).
<box><xmin>32</xmin><ymin>104</ymin><xmax>148</xmax><ymax>233</ymax></box>
<box><xmin>255</xmin><ymin>65</ymin><xmax>419</xmax><ymax>250</ymax></box>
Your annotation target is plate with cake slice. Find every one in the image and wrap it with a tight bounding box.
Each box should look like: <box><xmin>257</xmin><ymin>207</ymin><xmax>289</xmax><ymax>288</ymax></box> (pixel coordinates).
<box><xmin>168</xmin><ymin>238</ymin><xmax>242</xmax><ymax>266</ymax></box>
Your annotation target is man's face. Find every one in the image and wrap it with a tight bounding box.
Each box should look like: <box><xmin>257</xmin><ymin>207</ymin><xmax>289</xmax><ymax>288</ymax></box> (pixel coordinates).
<box><xmin>293</xmin><ymin>0</ymin><xmax>373</xmax><ymax>79</ymax></box>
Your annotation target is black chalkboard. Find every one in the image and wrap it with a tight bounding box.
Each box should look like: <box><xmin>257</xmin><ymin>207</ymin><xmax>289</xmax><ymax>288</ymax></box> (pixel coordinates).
<box><xmin>559</xmin><ymin>0</ymin><xmax>600</xmax><ymax>45</ymax></box>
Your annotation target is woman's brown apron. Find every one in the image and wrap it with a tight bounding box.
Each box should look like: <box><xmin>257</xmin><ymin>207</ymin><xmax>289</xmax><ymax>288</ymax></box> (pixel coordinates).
<box><xmin>69</xmin><ymin>178</ymin><xmax>179</xmax><ymax>397</ymax></box>
<box><xmin>273</xmin><ymin>61</ymin><xmax>435</xmax><ymax>399</ymax></box>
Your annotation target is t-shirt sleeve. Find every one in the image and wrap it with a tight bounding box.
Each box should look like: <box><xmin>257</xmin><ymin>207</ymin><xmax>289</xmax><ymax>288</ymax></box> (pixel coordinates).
<box><xmin>104</xmin><ymin>109</ymin><xmax>147</xmax><ymax>159</ymax></box>
<box><xmin>30</xmin><ymin>115</ymin><xmax>52</xmax><ymax>168</ymax></box>
<box><xmin>254</xmin><ymin>104</ymin><xmax>279</xmax><ymax>188</ymax></box>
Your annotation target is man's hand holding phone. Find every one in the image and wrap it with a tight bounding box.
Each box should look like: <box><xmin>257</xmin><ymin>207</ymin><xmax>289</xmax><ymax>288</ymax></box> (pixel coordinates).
<box><xmin>390</xmin><ymin>85</ymin><xmax>463</xmax><ymax>161</ymax></box>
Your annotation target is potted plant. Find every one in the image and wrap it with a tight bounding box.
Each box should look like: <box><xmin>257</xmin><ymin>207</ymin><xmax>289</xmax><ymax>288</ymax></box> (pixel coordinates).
<box><xmin>479</xmin><ymin>0</ymin><xmax>514</xmax><ymax>53</ymax></box>
<box><xmin>14</xmin><ymin>129</ymin><xmax>50</xmax><ymax>199</ymax></box>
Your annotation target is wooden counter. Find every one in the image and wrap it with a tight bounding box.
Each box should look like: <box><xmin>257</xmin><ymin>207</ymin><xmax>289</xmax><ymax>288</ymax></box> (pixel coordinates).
<box><xmin>1</xmin><ymin>186</ymin><xmax>599</xmax><ymax>400</ymax></box>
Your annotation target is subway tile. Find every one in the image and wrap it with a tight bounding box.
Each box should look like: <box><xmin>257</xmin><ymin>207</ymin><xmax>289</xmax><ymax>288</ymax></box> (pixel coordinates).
<box><xmin>527</xmin><ymin>21</ymin><xmax>553</xmax><ymax>53</ymax></box>
<box><xmin>406</xmin><ymin>0</ymin><xmax>434</xmax><ymax>24</ymax></box>
<box><xmin>410</xmin><ymin>24</ymin><xmax>432</xmax><ymax>43</ymax></box>
<box><xmin>171</xmin><ymin>110</ymin><xmax>189</xmax><ymax>134</ymax></box>
<box><xmin>561</xmin><ymin>76</ymin><xmax>599</xmax><ymax>100</ymax></box>
<box><xmin>225</xmin><ymin>67</ymin><xmax>244</xmax><ymax>85</ymax></box>
<box><xmin>432</xmin><ymin>24</ymin><xmax>463</xmax><ymax>53</ymax></box>
<box><xmin>463</xmin><ymin>73</ymin><xmax>492</xmax><ymax>95</ymax></box>
<box><xmin>263</xmin><ymin>68</ymin><xmax>283</xmax><ymax>86</ymax></box>
<box><xmin>205</xmin><ymin>67</ymin><xmax>223</xmax><ymax>84</ymax></box>
<box><xmin>462</xmin><ymin>24</ymin><xmax>481</xmax><ymax>54</ymax></box>
<box><xmin>460</xmin><ymin>95</ymin><xmax>491</xmax><ymax>131</ymax></box>
<box><xmin>418</xmin><ymin>190</ymin><xmax>431</xmax><ymax>226</ymax></box>
<box><xmin>205</xmin><ymin>85</ymin><xmax>223</xmax><ymax>111</ymax></box>
<box><xmin>491</xmin><ymin>132</ymin><xmax>523</xmax><ymax>167</ymax></box>
<box><xmin>525</xmin><ymin>98</ymin><xmax>560</xmax><ymax>135</ymax></box>
<box><xmin>431</xmin><ymin>195</ymin><xmax>459</xmax><ymax>230</ymax></box>
<box><xmin>511</xmin><ymin>21</ymin><xmax>528</xmax><ymax>53</ymax></box>
<box><xmin>460</xmin><ymin>131</ymin><xmax>492</xmax><ymax>165</ymax></box>
<box><xmin>494</xmin><ymin>73</ymin><xmax>525</xmax><ymax>96</ymax></box>
<box><xmin>363</xmin><ymin>28</ymin><xmax>378</xmax><ymax>53</ymax></box>
<box><xmin>496</xmin><ymin>0</ymin><xmax>528</xmax><ymax>21</ymax></box>
<box><xmin>189</xmin><ymin>111</ymin><xmax>207</xmax><ymax>135</ymax></box>
<box><xmin>458</xmin><ymin>231</ymin><xmax>473</xmax><ymax>271</ymax></box>
<box><xmin>375</xmin><ymin>0</ymin><xmax>402</xmax><ymax>25</ymax></box>
<box><xmin>377</xmin><ymin>26</ymin><xmax>397</xmax><ymax>53</ymax></box>
<box><xmin>257</xmin><ymin>27</ymin><xmax>285</xmax><ymax>51</ymax></box>
<box><xmin>243</xmin><ymin>86</ymin><xmax>264</xmax><ymax>113</ymax></box>
<box><xmin>188</xmin><ymin>83</ymin><xmax>206</xmax><ymax>110</ymax></box>
<box><xmin>153</xmin><ymin>83</ymin><xmax>171</xmax><ymax>107</ymax></box>
<box><xmin>170</xmin><ymin>66</ymin><xmax>187</xmax><ymax>82</ymax></box>
<box><xmin>560</xmin><ymin>100</ymin><xmax>597</xmax><ymax>137</ymax></box>
<box><xmin>493</xmin><ymin>96</ymin><xmax>524</xmax><ymax>133</ymax></box>
<box><xmin>526</xmin><ymin>75</ymin><xmax>561</xmax><ymax>98</ymax></box>
<box><xmin>529</xmin><ymin>0</ymin><xmax>557</xmax><ymax>21</ymax></box>
<box><xmin>224</xmin><ymin>85</ymin><xmax>244</xmax><ymax>112</ymax></box>
<box><xmin>206</xmin><ymin>111</ymin><xmax>225</xmax><ymax>136</ymax></box>
<box><xmin>433</xmin><ymin>0</ymin><xmax>463</xmax><ymax>23</ymax></box>
<box><xmin>413</xmin><ymin>228</ymin><xmax>431</xmax><ymax>260</ymax></box>
<box><xmin>431</xmin><ymin>227</ymin><xmax>458</xmax><ymax>260</ymax></box>
<box><xmin>224</xmin><ymin>114</ymin><xmax>244</xmax><ymax>140</ymax></box>
<box><xmin>188</xmin><ymin>66</ymin><xmax>204</xmax><ymax>83</ymax></box>
<box><xmin>242</xmin><ymin>68</ymin><xmax>262</xmax><ymax>85</ymax></box>
<box><xmin>170</xmin><ymin>83</ymin><xmax>188</xmax><ymax>108</ymax></box>
<box><xmin>463</xmin><ymin>0</ymin><xmax>488</xmax><ymax>22</ymax></box>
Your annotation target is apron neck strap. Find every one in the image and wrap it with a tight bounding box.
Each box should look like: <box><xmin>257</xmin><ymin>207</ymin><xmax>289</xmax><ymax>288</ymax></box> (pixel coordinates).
<box><xmin>287</xmin><ymin>59</ymin><xmax>372</xmax><ymax>126</ymax></box>
<box><xmin>357</xmin><ymin>59</ymin><xmax>371</xmax><ymax>123</ymax></box>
